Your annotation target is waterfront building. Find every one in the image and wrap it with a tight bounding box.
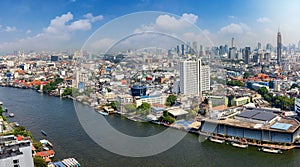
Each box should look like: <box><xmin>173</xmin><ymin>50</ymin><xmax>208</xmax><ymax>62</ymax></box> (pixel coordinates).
<box><xmin>135</xmin><ymin>95</ymin><xmax>167</xmax><ymax>107</ymax></box>
<box><xmin>200</xmin><ymin>109</ymin><xmax>300</xmax><ymax>143</ymax></box>
<box><xmin>277</xmin><ymin>28</ymin><xmax>282</xmax><ymax>65</ymax></box>
<box><xmin>179</xmin><ymin>59</ymin><xmax>210</xmax><ymax>96</ymax></box>
<box><xmin>0</xmin><ymin>135</ymin><xmax>34</xmax><ymax>167</ymax></box>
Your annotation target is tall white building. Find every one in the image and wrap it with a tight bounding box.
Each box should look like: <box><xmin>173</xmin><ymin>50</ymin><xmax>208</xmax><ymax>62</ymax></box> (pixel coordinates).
<box><xmin>179</xmin><ymin>59</ymin><xmax>210</xmax><ymax>96</ymax></box>
<box><xmin>0</xmin><ymin>135</ymin><xmax>34</xmax><ymax>167</ymax></box>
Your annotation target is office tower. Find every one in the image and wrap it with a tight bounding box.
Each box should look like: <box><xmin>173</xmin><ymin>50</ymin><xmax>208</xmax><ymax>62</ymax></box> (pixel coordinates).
<box><xmin>298</xmin><ymin>40</ymin><xmax>300</xmax><ymax>49</ymax></box>
<box><xmin>181</xmin><ymin>44</ymin><xmax>185</xmax><ymax>56</ymax></box>
<box><xmin>258</xmin><ymin>42</ymin><xmax>262</xmax><ymax>50</ymax></box>
<box><xmin>192</xmin><ymin>41</ymin><xmax>198</xmax><ymax>55</ymax></box>
<box><xmin>266</xmin><ymin>43</ymin><xmax>272</xmax><ymax>51</ymax></box>
<box><xmin>179</xmin><ymin>59</ymin><xmax>210</xmax><ymax>96</ymax></box>
<box><xmin>229</xmin><ymin>47</ymin><xmax>236</xmax><ymax>59</ymax></box>
<box><xmin>277</xmin><ymin>28</ymin><xmax>282</xmax><ymax>65</ymax></box>
<box><xmin>244</xmin><ymin>47</ymin><xmax>251</xmax><ymax>64</ymax></box>
<box><xmin>176</xmin><ymin>45</ymin><xmax>180</xmax><ymax>55</ymax></box>
<box><xmin>224</xmin><ymin>45</ymin><xmax>229</xmax><ymax>54</ymax></box>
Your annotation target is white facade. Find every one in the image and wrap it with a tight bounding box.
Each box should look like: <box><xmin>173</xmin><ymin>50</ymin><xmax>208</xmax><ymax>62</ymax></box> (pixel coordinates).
<box><xmin>179</xmin><ymin>59</ymin><xmax>210</xmax><ymax>96</ymax></box>
<box><xmin>0</xmin><ymin>136</ymin><xmax>34</xmax><ymax>167</ymax></box>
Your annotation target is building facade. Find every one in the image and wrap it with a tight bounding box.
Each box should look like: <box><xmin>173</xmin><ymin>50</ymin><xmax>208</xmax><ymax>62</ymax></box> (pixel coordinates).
<box><xmin>0</xmin><ymin>135</ymin><xmax>34</xmax><ymax>167</ymax></box>
<box><xmin>179</xmin><ymin>59</ymin><xmax>210</xmax><ymax>96</ymax></box>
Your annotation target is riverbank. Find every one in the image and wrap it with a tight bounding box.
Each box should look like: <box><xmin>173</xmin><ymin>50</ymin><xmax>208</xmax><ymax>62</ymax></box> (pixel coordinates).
<box><xmin>0</xmin><ymin>100</ymin><xmax>80</xmax><ymax>166</ymax></box>
<box><xmin>2</xmin><ymin>85</ymin><xmax>299</xmax><ymax>154</ymax></box>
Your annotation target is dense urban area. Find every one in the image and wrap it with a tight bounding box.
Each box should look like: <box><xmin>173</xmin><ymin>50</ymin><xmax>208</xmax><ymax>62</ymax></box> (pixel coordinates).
<box><xmin>1</xmin><ymin>29</ymin><xmax>300</xmax><ymax>166</ymax></box>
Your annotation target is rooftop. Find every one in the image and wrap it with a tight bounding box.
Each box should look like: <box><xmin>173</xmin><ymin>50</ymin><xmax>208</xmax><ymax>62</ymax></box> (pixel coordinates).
<box><xmin>204</xmin><ymin>116</ymin><xmax>300</xmax><ymax>133</ymax></box>
<box><xmin>236</xmin><ymin>109</ymin><xmax>276</xmax><ymax>122</ymax></box>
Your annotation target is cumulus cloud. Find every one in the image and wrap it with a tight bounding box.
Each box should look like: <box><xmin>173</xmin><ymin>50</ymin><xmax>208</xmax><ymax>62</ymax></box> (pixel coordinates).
<box><xmin>218</xmin><ymin>23</ymin><xmax>250</xmax><ymax>35</ymax></box>
<box><xmin>135</xmin><ymin>13</ymin><xmax>198</xmax><ymax>33</ymax></box>
<box><xmin>257</xmin><ymin>17</ymin><xmax>271</xmax><ymax>23</ymax></box>
<box><xmin>0</xmin><ymin>12</ymin><xmax>103</xmax><ymax>51</ymax></box>
<box><xmin>5</xmin><ymin>26</ymin><xmax>17</xmax><ymax>32</ymax></box>
<box><xmin>26</xmin><ymin>29</ymin><xmax>32</xmax><ymax>34</ymax></box>
<box><xmin>228</xmin><ymin>15</ymin><xmax>237</xmax><ymax>19</ymax></box>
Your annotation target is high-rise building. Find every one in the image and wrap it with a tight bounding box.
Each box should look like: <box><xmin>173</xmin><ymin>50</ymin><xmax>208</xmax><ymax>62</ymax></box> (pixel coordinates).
<box><xmin>181</xmin><ymin>44</ymin><xmax>185</xmax><ymax>56</ymax></box>
<box><xmin>277</xmin><ymin>28</ymin><xmax>282</xmax><ymax>65</ymax></box>
<box><xmin>0</xmin><ymin>135</ymin><xmax>34</xmax><ymax>167</ymax></box>
<box><xmin>179</xmin><ymin>59</ymin><xmax>210</xmax><ymax>96</ymax></box>
<box><xmin>298</xmin><ymin>40</ymin><xmax>300</xmax><ymax>49</ymax></box>
<box><xmin>192</xmin><ymin>41</ymin><xmax>198</xmax><ymax>55</ymax></box>
<box><xmin>229</xmin><ymin>47</ymin><xmax>236</xmax><ymax>59</ymax></box>
<box><xmin>258</xmin><ymin>42</ymin><xmax>262</xmax><ymax>50</ymax></box>
<box><xmin>231</xmin><ymin>37</ymin><xmax>234</xmax><ymax>48</ymax></box>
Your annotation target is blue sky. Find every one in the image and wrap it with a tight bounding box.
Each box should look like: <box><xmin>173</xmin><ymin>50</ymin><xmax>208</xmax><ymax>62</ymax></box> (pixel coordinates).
<box><xmin>0</xmin><ymin>0</ymin><xmax>299</xmax><ymax>52</ymax></box>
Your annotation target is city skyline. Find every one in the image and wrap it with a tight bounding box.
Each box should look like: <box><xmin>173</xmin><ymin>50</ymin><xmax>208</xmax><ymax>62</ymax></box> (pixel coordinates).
<box><xmin>0</xmin><ymin>0</ymin><xmax>300</xmax><ymax>52</ymax></box>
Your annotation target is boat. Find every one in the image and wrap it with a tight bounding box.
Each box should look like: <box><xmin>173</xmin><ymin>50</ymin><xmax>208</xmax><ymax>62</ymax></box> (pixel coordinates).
<box><xmin>43</xmin><ymin>146</ymin><xmax>50</xmax><ymax>151</ymax></box>
<box><xmin>14</xmin><ymin>122</ymin><xmax>20</xmax><ymax>127</ymax></box>
<box><xmin>8</xmin><ymin>113</ymin><xmax>14</xmax><ymax>117</ymax></box>
<box><xmin>259</xmin><ymin>147</ymin><xmax>283</xmax><ymax>154</ymax></box>
<box><xmin>41</xmin><ymin>130</ymin><xmax>47</xmax><ymax>136</ymax></box>
<box><xmin>231</xmin><ymin>142</ymin><xmax>248</xmax><ymax>148</ymax></box>
<box><xmin>97</xmin><ymin>110</ymin><xmax>109</xmax><ymax>116</ymax></box>
<box><xmin>40</xmin><ymin>139</ymin><xmax>53</xmax><ymax>147</ymax></box>
<box><xmin>208</xmin><ymin>136</ymin><xmax>225</xmax><ymax>144</ymax></box>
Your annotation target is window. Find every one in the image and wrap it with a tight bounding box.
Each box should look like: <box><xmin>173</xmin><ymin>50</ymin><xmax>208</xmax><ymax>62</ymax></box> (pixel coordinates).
<box><xmin>13</xmin><ymin>165</ymin><xmax>19</xmax><ymax>167</ymax></box>
<box><xmin>13</xmin><ymin>159</ymin><xmax>19</xmax><ymax>163</ymax></box>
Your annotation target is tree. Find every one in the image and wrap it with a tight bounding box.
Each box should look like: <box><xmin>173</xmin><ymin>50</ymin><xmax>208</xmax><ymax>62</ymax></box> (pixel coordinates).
<box><xmin>62</xmin><ymin>87</ymin><xmax>73</xmax><ymax>97</ymax></box>
<box><xmin>136</xmin><ymin>102</ymin><xmax>151</xmax><ymax>115</ymax></box>
<box><xmin>33</xmin><ymin>142</ymin><xmax>43</xmax><ymax>152</ymax></box>
<box><xmin>243</xmin><ymin>72</ymin><xmax>250</xmax><ymax>79</ymax></box>
<box><xmin>34</xmin><ymin>156</ymin><xmax>47</xmax><ymax>167</ymax></box>
<box><xmin>124</xmin><ymin>104</ymin><xmax>137</xmax><ymax>113</ymax></box>
<box><xmin>257</xmin><ymin>87</ymin><xmax>268</xmax><ymax>95</ymax></box>
<box><xmin>290</xmin><ymin>83</ymin><xmax>298</xmax><ymax>90</ymax></box>
<box><xmin>108</xmin><ymin>101</ymin><xmax>120</xmax><ymax>110</ymax></box>
<box><xmin>166</xmin><ymin>94</ymin><xmax>177</xmax><ymax>106</ymax></box>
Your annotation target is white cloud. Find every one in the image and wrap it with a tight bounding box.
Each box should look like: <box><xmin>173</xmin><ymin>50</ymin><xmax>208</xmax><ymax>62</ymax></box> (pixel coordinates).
<box><xmin>83</xmin><ymin>13</ymin><xmax>104</xmax><ymax>22</ymax></box>
<box><xmin>26</xmin><ymin>29</ymin><xmax>32</xmax><ymax>34</ymax></box>
<box><xmin>69</xmin><ymin>20</ymin><xmax>91</xmax><ymax>31</ymax></box>
<box><xmin>181</xmin><ymin>13</ymin><xmax>198</xmax><ymax>24</ymax></box>
<box><xmin>135</xmin><ymin>13</ymin><xmax>198</xmax><ymax>33</ymax></box>
<box><xmin>5</xmin><ymin>26</ymin><xmax>16</xmax><ymax>32</ymax></box>
<box><xmin>257</xmin><ymin>17</ymin><xmax>271</xmax><ymax>23</ymax></box>
<box><xmin>228</xmin><ymin>16</ymin><xmax>237</xmax><ymax>19</ymax></box>
<box><xmin>218</xmin><ymin>23</ymin><xmax>250</xmax><ymax>35</ymax></box>
<box><xmin>0</xmin><ymin>12</ymin><xmax>104</xmax><ymax>51</ymax></box>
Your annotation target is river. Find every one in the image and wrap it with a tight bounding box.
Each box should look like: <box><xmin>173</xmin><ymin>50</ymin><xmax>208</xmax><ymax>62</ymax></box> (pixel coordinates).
<box><xmin>0</xmin><ymin>87</ymin><xmax>300</xmax><ymax>167</ymax></box>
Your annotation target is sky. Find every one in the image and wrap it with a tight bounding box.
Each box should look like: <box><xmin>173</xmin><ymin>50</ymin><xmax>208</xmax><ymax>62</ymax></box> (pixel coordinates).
<box><xmin>0</xmin><ymin>0</ymin><xmax>300</xmax><ymax>53</ymax></box>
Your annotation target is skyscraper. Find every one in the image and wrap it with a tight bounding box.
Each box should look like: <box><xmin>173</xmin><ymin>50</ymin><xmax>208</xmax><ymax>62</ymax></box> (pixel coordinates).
<box><xmin>179</xmin><ymin>59</ymin><xmax>210</xmax><ymax>96</ymax></box>
<box><xmin>298</xmin><ymin>40</ymin><xmax>300</xmax><ymax>50</ymax></box>
<box><xmin>277</xmin><ymin>28</ymin><xmax>282</xmax><ymax>65</ymax></box>
<box><xmin>181</xmin><ymin>44</ymin><xmax>185</xmax><ymax>56</ymax></box>
<box><xmin>244</xmin><ymin>47</ymin><xmax>251</xmax><ymax>64</ymax></box>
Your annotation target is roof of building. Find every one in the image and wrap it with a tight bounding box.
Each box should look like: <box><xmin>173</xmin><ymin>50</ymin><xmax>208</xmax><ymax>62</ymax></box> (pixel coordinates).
<box><xmin>204</xmin><ymin>116</ymin><xmax>300</xmax><ymax>133</ymax></box>
<box><xmin>271</xmin><ymin>122</ymin><xmax>293</xmax><ymax>131</ymax></box>
<box><xmin>237</xmin><ymin>110</ymin><xmax>276</xmax><ymax>122</ymax></box>
<box><xmin>36</xmin><ymin>150</ymin><xmax>55</xmax><ymax>157</ymax></box>
<box><xmin>168</xmin><ymin>108</ymin><xmax>188</xmax><ymax>117</ymax></box>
